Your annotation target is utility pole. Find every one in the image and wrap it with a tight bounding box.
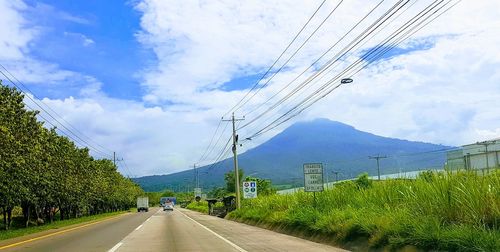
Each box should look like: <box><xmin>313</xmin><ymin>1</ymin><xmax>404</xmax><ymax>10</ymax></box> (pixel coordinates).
<box><xmin>223</xmin><ymin>113</ymin><xmax>244</xmax><ymax>209</ymax></box>
<box><xmin>113</xmin><ymin>152</ymin><xmax>123</xmax><ymax>167</ymax></box>
<box><xmin>369</xmin><ymin>155</ymin><xmax>387</xmax><ymax>180</ymax></box>
<box><xmin>193</xmin><ymin>164</ymin><xmax>199</xmax><ymax>188</ymax></box>
<box><xmin>477</xmin><ymin>140</ymin><xmax>496</xmax><ymax>172</ymax></box>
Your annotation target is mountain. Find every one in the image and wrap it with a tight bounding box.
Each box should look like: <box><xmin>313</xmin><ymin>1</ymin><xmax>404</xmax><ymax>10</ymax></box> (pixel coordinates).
<box><xmin>133</xmin><ymin>119</ymin><xmax>451</xmax><ymax>191</ymax></box>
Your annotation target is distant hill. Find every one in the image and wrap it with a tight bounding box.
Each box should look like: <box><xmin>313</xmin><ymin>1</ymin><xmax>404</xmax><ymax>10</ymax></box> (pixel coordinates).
<box><xmin>133</xmin><ymin>119</ymin><xmax>452</xmax><ymax>192</ymax></box>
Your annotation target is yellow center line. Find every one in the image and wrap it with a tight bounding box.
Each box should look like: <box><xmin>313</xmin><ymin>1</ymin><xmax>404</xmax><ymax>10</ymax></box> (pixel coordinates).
<box><xmin>0</xmin><ymin>213</ymin><xmax>129</xmax><ymax>250</ymax></box>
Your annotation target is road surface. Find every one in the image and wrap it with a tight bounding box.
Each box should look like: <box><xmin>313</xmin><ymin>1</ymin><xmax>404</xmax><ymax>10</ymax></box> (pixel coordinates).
<box><xmin>0</xmin><ymin>207</ymin><xmax>345</xmax><ymax>252</ymax></box>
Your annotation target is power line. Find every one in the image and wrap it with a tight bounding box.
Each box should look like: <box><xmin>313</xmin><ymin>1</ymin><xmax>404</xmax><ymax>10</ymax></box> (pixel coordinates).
<box><xmin>239</xmin><ymin>0</ymin><xmax>409</xmax><ymax>133</ymax></box>
<box><xmin>0</xmin><ymin>67</ymin><xmax>113</xmax><ymax>159</ymax></box>
<box><xmin>223</xmin><ymin>0</ymin><xmax>329</xmax><ymax>116</ymax></box>
<box><xmin>242</xmin><ymin>0</ymin><xmax>387</xmax><ymax>119</ymax></box>
<box><xmin>0</xmin><ymin>64</ymin><xmax>114</xmax><ymax>155</ymax></box>
<box><xmin>241</xmin><ymin>0</ymin><xmax>412</xmax><ymax>137</ymax></box>
<box><xmin>196</xmin><ymin>118</ymin><xmax>223</xmax><ymax>164</ymax></box>
<box><xmin>198</xmin><ymin>120</ymin><xmax>231</xmax><ymax>166</ymax></box>
<box><xmin>232</xmin><ymin>0</ymin><xmax>345</xmax><ymax>113</ymax></box>
<box><xmin>244</xmin><ymin>0</ymin><xmax>458</xmax><ymax>140</ymax></box>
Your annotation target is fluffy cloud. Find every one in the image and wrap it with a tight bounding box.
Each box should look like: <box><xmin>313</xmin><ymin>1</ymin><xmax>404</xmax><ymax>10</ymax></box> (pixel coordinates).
<box><xmin>134</xmin><ymin>0</ymin><xmax>500</xmax><ymax>148</ymax></box>
<box><xmin>1</xmin><ymin>0</ymin><xmax>498</xmax><ymax>176</ymax></box>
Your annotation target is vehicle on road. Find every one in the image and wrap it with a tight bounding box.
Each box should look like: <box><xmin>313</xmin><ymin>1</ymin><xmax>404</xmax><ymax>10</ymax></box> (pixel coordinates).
<box><xmin>137</xmin><ymin>197</ymin><xmax>149</xmax><ymax>212</ymax></box>
<box><xmin>160</xmin><ymin>196</ymin><xmax>176</xmax><ymax>206</ymax></box>
<box><xmin>163</xmin><ymin>201</ymin><xmax>174</xmax><ymax>211</ymax></box>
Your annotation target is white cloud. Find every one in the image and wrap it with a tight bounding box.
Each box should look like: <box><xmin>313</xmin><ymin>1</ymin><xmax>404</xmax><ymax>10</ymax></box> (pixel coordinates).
<box><xmin>28</xmin><ymin>95</ymin><xmax>218</xmax><ymax>176</ymax></box>
<box><xmin>134</xmin><ymin>0</ymin><xmax>500</xmax><ymax>149</ymax></box>
<box><xmin>64</xmin><ymin>32</ymin><xmax>95</xmax><ymax>47</ymax></box>
<box><xmin>0</xmin><ymin>1</ymin><xmax>93</xmax><ymax>86</ymax></box>
<box><xmin>1</xmin><ymin>0</ymin><xmax>499</xmax><ymax>177</ymax></box>
<box><xmin>0</xmin><ymin>0</ymin><xmax>34</xmax><ymax>61</ymax></box>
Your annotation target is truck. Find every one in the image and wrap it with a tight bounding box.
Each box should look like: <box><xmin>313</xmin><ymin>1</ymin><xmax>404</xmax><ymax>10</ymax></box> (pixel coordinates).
<box><xmin>137</xmin><ymin>197</ymin><xmax>149</xmax><ymax>212</ymax></box>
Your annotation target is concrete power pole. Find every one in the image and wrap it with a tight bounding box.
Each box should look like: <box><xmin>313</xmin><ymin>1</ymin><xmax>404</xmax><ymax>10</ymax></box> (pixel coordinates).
<box><xmin>193</xmin><ymin>164</ymin><xmax>199</xmax><ymax>188</ymax></box>
<box><xmin>369</xmin><ymin>155</ymin><xmax>387</xmax><ymax>180</ymax></box>
<box><xmin>223</xmin><ymin>113</ymin><xmax>244</xmax><ymax>209</ymax></box>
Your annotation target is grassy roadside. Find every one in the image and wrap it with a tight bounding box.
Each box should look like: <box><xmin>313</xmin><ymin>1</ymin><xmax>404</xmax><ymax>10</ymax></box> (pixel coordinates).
<box><xmin>0</xmin><ymin>209</ymin><xmax>134</xmax><ymax>241</ymax></box>
<box><xmin>186</xmin><ymin>201</ymin><xmax>209</xmax><ymax>213</ymax></box>
<box><xmin>186</xmin><ymin>201</ymin><xmax>226</xmax><ymax>215</ymax></box>
<box><xmin>227</xmin><ymin>170</ymin><xmax>500</xmax><ymax>251</ymax></box>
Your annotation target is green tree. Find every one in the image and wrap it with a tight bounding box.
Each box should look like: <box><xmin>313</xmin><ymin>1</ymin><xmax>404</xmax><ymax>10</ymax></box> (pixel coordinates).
<box><xmin>244</xmin><ymin>176</ymin><xmax>276</xmax><ymax>196</ymax></box>
<box><xmin>0</xmin><ymin>82</ymin><xmax>144</xmax><ymax>229</ymax></box>
<box><xmin>224</xmin><ymin>169</ymin><xmax>244</xmax><ymax>193</ymax></box>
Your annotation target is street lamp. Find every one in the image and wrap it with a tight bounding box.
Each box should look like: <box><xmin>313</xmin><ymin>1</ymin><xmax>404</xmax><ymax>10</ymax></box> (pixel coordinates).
<box><xmin>341</xmin><ymin>78</ymin><xmax>353</xmax><ymax>84</ymax></box>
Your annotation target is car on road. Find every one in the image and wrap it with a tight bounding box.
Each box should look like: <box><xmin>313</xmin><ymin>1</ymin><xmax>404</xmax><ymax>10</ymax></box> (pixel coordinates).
<box><xmin>163</xmin><ymin>201</ymin><xmax>174</xmax><ymax>211</ymax></box>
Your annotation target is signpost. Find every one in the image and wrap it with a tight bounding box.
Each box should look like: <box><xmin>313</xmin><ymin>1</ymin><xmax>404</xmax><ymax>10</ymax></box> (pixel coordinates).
<box><xmin>242</xmin><ymin>181</ymin><xmax>257</xmax><ymax>199</ymax></box>
<box><xmin>194</xmin><ymin>187</ymin><xmax>202</xmax><ymax>202</ymax></box>
<box><xmin>303</xmin><ymin>163</ymin><xmax>324</xmax><ymax>192</ymax></box>
<box><xmin>303</xmin><ymin>163</ymin><xmax>323</xmax><ymax>207</ymax></box>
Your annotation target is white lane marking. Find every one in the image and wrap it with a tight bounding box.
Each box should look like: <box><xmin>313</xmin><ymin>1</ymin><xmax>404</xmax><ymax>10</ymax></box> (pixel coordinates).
<box><xmin>108</xmin><ymin>209</ymin><xmax>157</xmax><ymax>252</ymax></box>
<box><xmin>177</xmin><ymin>210</ymin><xmax>248</xmax><ymax>252</ymax></box>
<box><xmin>108</xmin><ymin>242</ymin><xmax>123</xmax><ymax>252</ymax></box>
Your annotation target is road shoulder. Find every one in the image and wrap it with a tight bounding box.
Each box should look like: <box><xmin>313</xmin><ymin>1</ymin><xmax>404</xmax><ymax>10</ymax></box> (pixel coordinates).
<box><xmin>177</xmin><ymin>208</ymin><xmax>347</xmax><ymax>251</ymax></box>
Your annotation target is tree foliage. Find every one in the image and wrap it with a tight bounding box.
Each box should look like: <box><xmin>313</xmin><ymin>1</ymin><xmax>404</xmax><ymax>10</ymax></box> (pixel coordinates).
<box><xmin>224</xmin><ymin>168</ymin><xmax>244</xmax><ymax>193</ymax></box>
<box><xmin>244</xmin><ymin>176</ymin><xmax>276</xmax><ymax>196</ymax></box>
<box><xmin>0</xmin><ymin>83</ymin><xmax>143</xmax><ymax>230</ymax></box>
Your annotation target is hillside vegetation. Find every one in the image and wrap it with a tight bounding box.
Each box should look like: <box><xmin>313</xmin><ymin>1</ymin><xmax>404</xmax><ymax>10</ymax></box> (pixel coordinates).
<box><xmin>134</xmin><ymin>119</ymin><xmax>450</xmax><ymax>192</ymax></box>
<box><xmin>228</xmin><ymin>170</ymin><xmax>500</xmax><ymax>251</ymax></box>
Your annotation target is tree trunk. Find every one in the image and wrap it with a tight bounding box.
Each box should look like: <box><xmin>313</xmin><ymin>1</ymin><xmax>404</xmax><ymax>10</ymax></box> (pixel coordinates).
<box><xmin>6</xmin><ymin>207</ymin><xmax>12</xmax><ymax>230</ymax></box>
<box><xmin>22</xmin><ymin>203</ymin><xmax>30</xmax><ymax>228</ymax></box>
<box><xmin>2</xmin><ymin>206</ymin><xmax>6</xmax><ymax>230</ymax></box>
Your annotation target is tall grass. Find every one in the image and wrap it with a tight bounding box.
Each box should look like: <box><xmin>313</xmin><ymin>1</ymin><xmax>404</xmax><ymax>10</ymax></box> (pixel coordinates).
<box><xmin>228</xmin><ymin>170</ymin><xmax>500</xmax><ymax>251</ymax></box>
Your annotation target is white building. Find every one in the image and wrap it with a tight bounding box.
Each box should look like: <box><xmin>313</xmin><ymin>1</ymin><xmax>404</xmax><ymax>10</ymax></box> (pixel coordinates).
<box><xmin>446</xmin><ymin>139</ymin><xmax>500</xmax><ymax>171</ymax></box>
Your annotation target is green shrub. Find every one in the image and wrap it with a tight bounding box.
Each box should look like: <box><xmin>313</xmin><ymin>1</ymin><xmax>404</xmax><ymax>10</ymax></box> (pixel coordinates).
<box><xmin>227</xmin><ymin>171</ymin><xmax>500</xmax><ymax>251</ymax></box>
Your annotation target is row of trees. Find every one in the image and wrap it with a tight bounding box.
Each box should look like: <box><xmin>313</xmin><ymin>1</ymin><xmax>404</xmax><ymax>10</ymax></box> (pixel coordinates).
<box><xmin>0</xmin><ymin>83</ymin><xmax>143</xmax><ymax>230</ymax></box>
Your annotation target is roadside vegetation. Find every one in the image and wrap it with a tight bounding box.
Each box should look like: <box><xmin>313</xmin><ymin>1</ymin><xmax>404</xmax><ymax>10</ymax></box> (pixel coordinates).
<box><xmin>0</xmin><ymin>209</ymin><xmax>132</xmax><ymax>241</ymax></box>
<box><xmin>0</xmin><ymin>83</ymin><xmax>143</xmax><ymax>232</ymax></box>
<box><xmin>228</xmin><ymin>170</ymin><xmax>500</xmax><ymax>251</ymax></box>
<box><xmin>186</xmin><ymin>169</ymin><xmax>276</xmax><ymax>214</ymax></box>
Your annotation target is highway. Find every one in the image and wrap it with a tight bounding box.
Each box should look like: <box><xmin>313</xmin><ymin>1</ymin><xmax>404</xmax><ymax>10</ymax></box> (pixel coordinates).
<box><xmin>0</xmin><ymin>207</ymin><xmax>345</xmax><ymax>252</ymax></box>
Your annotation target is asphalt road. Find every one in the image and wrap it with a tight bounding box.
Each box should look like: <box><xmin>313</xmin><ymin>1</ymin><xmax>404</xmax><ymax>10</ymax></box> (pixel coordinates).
<box><xmin>0</xmin><ymin>208</ymin><xmax>157</xmax><ymax>252</ymax></box>
<box><xmin>0</xmin><ymin>207</ymin><xmax>346</xmax><ymax>252</ymax></box>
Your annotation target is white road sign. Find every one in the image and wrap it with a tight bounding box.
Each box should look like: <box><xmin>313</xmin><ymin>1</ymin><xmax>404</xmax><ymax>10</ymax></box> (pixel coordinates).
<box><xmin>194</xmin><ymin>187</ymin><xmax>202</xmax><ymax>197</ymax></box>
<box><xmin>303</xmin><ymin>163</ymin><xmax>324</xmax><ymax>192</ymax></box>
<box><xmin>242</xmin><ymin>181</ymin><xmax>257</xmax><ymax>199</ymax></box>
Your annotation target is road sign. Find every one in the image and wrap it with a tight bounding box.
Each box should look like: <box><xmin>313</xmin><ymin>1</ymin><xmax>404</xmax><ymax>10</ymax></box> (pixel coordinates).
<box><xmin>303</xmin><ymin>163</ymin><xmax>324</xmax><ymax>192</ymax></box>
<box><xmin>242</xmin><ymin>181</ymin><xmax>257</xmax><ymax>198</ymax></box>
<box><xmin>194</xmin><ymin>187</ymin><xmax>202</xmax><ymax>198</ymax></box>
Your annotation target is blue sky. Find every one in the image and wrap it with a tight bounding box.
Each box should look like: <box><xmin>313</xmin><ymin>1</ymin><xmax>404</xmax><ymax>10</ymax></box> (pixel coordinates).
<box><xmin>22</xmin><ymin>0</ymin><xmax>151</xmax><ymax>100</ymax></box>
<box><xmin>0</xmin><ymin>0</ymin><xmax>498</xmax><ymax>176</ymax></box>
